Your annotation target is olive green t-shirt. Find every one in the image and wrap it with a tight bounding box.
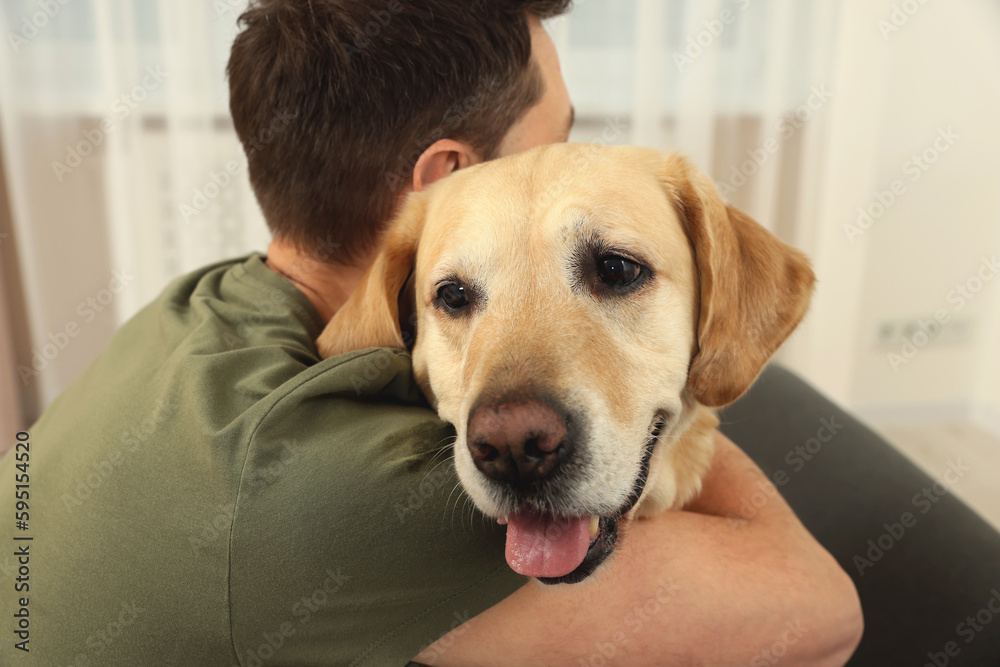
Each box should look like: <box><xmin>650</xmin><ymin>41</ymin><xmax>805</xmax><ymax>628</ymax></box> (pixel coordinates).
<box><xmin>0</xmin><ymin>253</ymin><xmax>527</xmax><ymax>666</ymax></box>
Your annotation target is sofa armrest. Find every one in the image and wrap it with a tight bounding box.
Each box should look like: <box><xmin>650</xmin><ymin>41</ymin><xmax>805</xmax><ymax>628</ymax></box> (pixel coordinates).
<box><xmin>720</xmin><ymin>364</ymin><xmax>1000</xmax><ymax>666</ymax></box>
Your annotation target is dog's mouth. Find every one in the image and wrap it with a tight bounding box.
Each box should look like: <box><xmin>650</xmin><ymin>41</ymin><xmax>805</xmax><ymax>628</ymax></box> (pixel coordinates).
<box><xmin>496</xmin><ymin>416</ymin><xmax>664</xmax><ymax>585</ymax></box>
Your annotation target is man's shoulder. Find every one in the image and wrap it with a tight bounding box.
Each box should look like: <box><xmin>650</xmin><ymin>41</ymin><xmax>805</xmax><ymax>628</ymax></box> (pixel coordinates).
<box><xmin>0</xmin><ymin>255</ymin><xmax>523</xmax><ymax>665</ymax></box>
<box><xmin>56</xmin><ymin>252</ymin><xmax>334</xmax><ymax>437</ymax></box>
<box><xmin>146</xmin><ymin>252</ymin><xmax>324</xmax><ymax>363</ymax></box>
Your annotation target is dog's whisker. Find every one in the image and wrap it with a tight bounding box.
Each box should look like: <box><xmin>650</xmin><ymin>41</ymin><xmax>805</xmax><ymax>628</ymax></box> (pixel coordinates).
<box><xmin>424</xmin><ymin>448</ymin><xmax>451</xmax><ymax>470</ymax></box>
<box><xmin>445</xmin><ymin>480</ymin><xmax>467</xmax><ymax>533</ymax></box>
<box><xmin>424</xmin><ymin>454</ymin><xmax>456</xmax><ymax>480</ymax></box>
<box><xmin>472</xmin><ymin>501</ymin><xmax>484</xmax><ymax>536</ymax></box>
<box><xmin>419</xmin><ymin>438</ymin><xmax>458</xmax><ymax>496</ymax></box>
<box><xmin>424</xmin><ymin>436</ymin><xmax>457</xmax><ymax>464</ymax></box>
<box><xmin>461</xmin><ymin>494</ymin><xmax>476</xmax><ymax>535</ymax></box>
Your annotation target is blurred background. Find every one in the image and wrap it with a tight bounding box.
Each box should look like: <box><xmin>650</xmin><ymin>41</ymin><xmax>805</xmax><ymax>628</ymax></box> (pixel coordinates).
<box><xmin>0</xmin><ymin>0</ymin><xmax>998</xmax><ymax>525</ymax></box>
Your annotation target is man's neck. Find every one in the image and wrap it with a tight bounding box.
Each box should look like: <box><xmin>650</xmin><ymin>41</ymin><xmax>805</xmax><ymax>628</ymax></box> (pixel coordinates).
<box><xmin>264</xmin><ymin>238</ymin><xmax>370</xmax><ymax>323</ymax></box>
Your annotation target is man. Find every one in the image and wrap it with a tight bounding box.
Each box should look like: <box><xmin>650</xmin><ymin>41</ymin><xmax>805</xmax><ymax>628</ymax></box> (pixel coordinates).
<box><xmin>238</xmin><ymin>1</ymin><xmax>863</xmax><ymax>664</ymax></box>
<box><xmin>0</xmin><ymin>1</ymin><xmax>862</xmax><ymax>665</ymax></box>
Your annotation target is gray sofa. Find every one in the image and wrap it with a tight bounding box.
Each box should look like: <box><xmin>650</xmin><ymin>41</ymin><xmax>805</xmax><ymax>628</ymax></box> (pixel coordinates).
<box><xmin>723</xmin><ymin>365</ymin><xmax>1000</xmax><ymax>665</ymax></box>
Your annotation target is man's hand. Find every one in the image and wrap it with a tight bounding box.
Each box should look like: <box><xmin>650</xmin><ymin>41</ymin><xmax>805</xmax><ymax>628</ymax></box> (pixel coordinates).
<box><xmin>414</xmin><ymin>430</ymin><xmax>864</xmax><ymax>666</ymax></box>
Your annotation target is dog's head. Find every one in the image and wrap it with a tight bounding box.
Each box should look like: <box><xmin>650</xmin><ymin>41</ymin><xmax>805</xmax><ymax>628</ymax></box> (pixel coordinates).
<box><xmin>317</xmin><ymin>144</ymin><xmax>814</xmax><ymax>583</ymax></box>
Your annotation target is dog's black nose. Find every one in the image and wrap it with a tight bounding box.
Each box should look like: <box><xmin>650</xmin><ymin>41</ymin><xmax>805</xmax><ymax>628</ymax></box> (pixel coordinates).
<box><xmin>466</xmin><ymin>399</ymin><xmax>572</xmax><ymax>485</ymax></box>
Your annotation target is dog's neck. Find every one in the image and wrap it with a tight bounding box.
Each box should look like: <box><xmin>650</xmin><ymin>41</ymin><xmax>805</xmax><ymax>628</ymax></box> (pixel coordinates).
<box><xmin>264</xmin><ymin>238</ymin><xmax>371</xmax><ymax>323</ymax></box>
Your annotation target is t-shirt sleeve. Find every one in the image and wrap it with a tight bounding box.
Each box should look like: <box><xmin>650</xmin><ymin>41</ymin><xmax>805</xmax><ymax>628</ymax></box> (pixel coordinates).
<box><xmin>228</xmin><ymin>349</ymin><xmax>527</xmax><ymax>667</ymax></box>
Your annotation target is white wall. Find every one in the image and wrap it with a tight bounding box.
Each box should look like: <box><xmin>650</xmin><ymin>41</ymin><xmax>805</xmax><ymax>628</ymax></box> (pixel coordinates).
<box><xmin>974</xmin><ymin>201</ymin><xmax>1000</xmax><ymax>435</ymax></box>
<box><xmin>842</xmin><ymin>0</ymin><xmax>1000</xmax><ymax>434</ymax></box>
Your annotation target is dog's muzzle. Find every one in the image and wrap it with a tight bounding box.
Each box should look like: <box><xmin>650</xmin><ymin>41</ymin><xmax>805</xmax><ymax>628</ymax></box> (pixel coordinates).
<box><xmin>467</xmin><ymin>398</ymin><xmax>664</xmax><ymax>583</ymax></box>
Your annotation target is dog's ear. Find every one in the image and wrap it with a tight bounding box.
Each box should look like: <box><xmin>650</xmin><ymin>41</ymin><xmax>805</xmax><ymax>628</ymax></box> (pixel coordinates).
<box><xmin>315</xmin><ymin>195</ymin><xmax>426</xmax><ymax>359</ymax></box>
<box><xmin>659</xmin><ymin>154</ymin><xmax>815</xmax><ymax>407</ymax></box>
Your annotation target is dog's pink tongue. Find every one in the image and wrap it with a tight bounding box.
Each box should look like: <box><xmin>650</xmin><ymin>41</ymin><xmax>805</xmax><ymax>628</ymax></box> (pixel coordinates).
<box><xmin>505</xmin><ymin>511</ymin><xmax>590</xmax><ymax>578</ymax></box>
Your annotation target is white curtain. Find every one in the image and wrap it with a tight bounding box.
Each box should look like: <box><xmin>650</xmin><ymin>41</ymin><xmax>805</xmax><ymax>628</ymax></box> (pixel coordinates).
<box><xmin>0</xmin><ymin>0</ymin><xmax>844</xmax><ymax>413</ymax></box>
<box><xmin>3</xmin><ymin>0</ymin><xmax>999</xmax><ymax>433</ymax></box>
<box><xmin>547</xmin><ymin>0</ymin><xmax>840</xmax><ymax>237</ymax></box>
<box><xmin>0</xmin><ymin>0</ymin><xmax>268</xmax><ymax>411</ymax></box>
<box><xmin>2</xmin><ymin>0</ymin><xmax>269</xmax><ymax>317</ymax></box>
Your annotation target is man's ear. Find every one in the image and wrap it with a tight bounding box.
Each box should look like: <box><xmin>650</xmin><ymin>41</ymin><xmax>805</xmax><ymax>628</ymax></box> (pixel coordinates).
<box><xmin>315</xmin><ymin>195</ymin><xmax>426</xmax><ymax>359</ymax></box>
<box><xmin>660</xmin><ymin>154</ymin><xmax>816</xmax><ymax>407</ymax></box>
<box><xmin>412</xmin><ymin>138</ymin><xmax>480</xmax><ymax>192</ymax></box>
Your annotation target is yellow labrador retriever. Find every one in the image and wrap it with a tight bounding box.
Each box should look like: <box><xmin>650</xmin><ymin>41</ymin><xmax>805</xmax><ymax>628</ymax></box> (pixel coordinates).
<box><xmin>316</xmin><ymin>143</ymin><xmax>814</xmax><ymax>584</ymax></box>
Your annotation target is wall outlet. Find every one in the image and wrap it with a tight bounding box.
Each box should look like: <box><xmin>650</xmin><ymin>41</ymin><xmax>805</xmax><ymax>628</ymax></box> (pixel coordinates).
<box><xmin>873</xmin><ymin>316</ymin><xmax>975</xmax><ymax>349</ymax></box>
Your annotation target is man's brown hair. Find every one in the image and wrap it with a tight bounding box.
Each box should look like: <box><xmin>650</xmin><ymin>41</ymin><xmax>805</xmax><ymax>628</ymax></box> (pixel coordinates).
<box><xmin>227</xmin><ymin>0</ymin><xmax>572</xmax><ymax>264</ymax></box>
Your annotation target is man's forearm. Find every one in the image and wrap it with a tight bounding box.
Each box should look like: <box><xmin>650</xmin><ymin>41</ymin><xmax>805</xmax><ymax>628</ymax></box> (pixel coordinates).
<box><xmin>415</xmin><ymin>430</ymin><xmax>863</xmax><ymax>666</ymax></box>
<box><xmin>670</xmin><ymin>429</ymin><xmax>866</xmax><ymax>666</ymax></box>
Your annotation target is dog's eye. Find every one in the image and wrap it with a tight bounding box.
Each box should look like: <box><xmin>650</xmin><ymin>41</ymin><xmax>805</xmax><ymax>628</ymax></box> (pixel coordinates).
<box><xmin>597</xmin><ymin>255</ymin><xmax>642</xmax><ymax>286</ymax></box>
<box><xmin>437</xmin><ymin>283</ymin><xmax>469</xmax><ymax>310</ymax></box>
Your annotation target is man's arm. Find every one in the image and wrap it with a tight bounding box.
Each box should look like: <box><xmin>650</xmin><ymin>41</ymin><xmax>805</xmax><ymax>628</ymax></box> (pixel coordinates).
<box><xmin>413</xmin><ymin>430</ymin><xmax>864</xmax><ymax>666</ymax></box>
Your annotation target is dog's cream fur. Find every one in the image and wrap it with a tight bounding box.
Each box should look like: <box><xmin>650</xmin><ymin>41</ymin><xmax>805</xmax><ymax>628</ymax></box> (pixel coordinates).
<box><xmin>317</xmin><ymin>143</ymin><xmax>814</xmax><ymax>523</ymax></box>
